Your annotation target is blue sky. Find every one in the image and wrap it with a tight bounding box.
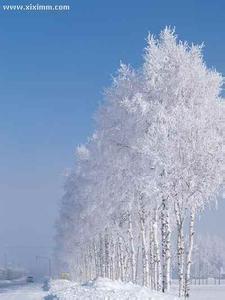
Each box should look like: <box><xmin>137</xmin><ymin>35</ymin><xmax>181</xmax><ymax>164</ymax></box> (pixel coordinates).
<box><xmin>0</xmin><ymin>0</ymin><xmax>225</xmax><ymax>270</ymax></box>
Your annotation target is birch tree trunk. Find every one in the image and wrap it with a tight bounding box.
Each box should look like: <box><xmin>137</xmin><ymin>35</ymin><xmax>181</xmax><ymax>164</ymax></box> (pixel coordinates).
<box><xmin>184</xmin><ymin>209</ymin><xmax>195</xmax><ymax>298</ymax></box>
<box><xmin>135</xmin><ymin>243</ymin><xmax>140</xmax><ymax>284</ymax></box>
<box><xmin>161</xmin><ymin>198</ymin><xmax>171</xmax><ymax>292</ymax></box>
<box><xmin>161</xmin><ymin>198</ymin><xmax>166</xmax><ymax>292</ymax></box>
<box><xmin>178</xmin><ymin>224</ymin><xmax>185</xmax><ymax>297</ymax></box>
<box><xmin>88</xmin><ymin>245</ymin><xmax>93</xmax><ymax>280</ymax></box>
<box><xmin>127</xmin><ymin>211</ymin><xmax>136</xmax><ymax>283</ymax></box>
<box><xmin>149</xmin><ymin>220</ymin><xmax>155</xmax><ymax>289</ymax></box>
<box><xmin>175</xmin><ymin>202</ymin><xmax>185</xmax><ymax>297</ymax></box>
<box><xmin>118</xmin><ymin>235</ymin><xmax>125</xmax><ymax>281</ymax></box>
<box><xmin>84</xmin><ymin>252</ymin><xmax>88</xmax><ymax>282</ymax></box>
<box><xmin>93</xmin><ymin>239</ymin><xmax>99</xmax><ymax>278</ymax></box>
<box><xmin>110</xmin><ymin>237</ymin><xmax>115</xmax><ymax>280</ymax></box>
<box><xmin>153</xmin><ymin>208</ymin><xmax>162</xmax><ymax>291</ymax></box>
<box><xmin>99</xmin><ymin>233</ymin><xmax>105</xmax><ymax>277</ymax></box>
<box><xmin>104</xmin><ymin>229</ymin><xmax>110</xmax><ymax>278</ymax></box>
<box><xmin>139</xmin><ymin>204</ymin><xmax>149</xmax><ymax>286</ymax></box>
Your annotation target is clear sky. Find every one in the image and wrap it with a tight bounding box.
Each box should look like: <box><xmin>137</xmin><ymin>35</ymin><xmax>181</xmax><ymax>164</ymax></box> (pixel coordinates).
<box><xmin>0</xmin><ymin>0</ymin><xmax>225</xmax><ymax>272</ymax></box>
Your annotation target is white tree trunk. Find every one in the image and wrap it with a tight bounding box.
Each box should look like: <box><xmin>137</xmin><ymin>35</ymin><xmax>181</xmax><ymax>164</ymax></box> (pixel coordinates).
<box><xmin>99</xmin><ymin>233</ymin><xmax>105</xmax><ymax>277</ymax></box>
<box><xmin>175</xmin><ymin>202</ymin><xmax>185</xmax><ymax>297</ymax></box>
<box><xmin>118</xmin><ymin>235</ymin><xmax>125</xmax><ymax>281</ymax></box>
<box><xmin>109</xmin><ymin>237</ymin><xmax>115</xmax><ymax>280</ymax></box>
<box><xmin>161</xmin><ymin>197</ymin><xmax>171</xmax><ymax>292</ymax></box>
<box><xmin>88</xmin><ymin>245</ymin><xmax>93</xmax><ymax>280</ymax></box>
<box><xmin>149</xmin><ymin>220</ymin><xmax>155</xmax><ymax>289</ymax></box>
<box><xmin>184</xmin><ymin>209</ymin><xmax>195</xmax><ymax>298</ymax></box>
<box><xmin>139</xmin><ymin>205</ymin><xmax>149</xmax><ymax>286</ymax></box>
<box><xmin>127</xmin><ymin>211</ymin><xmax>136</xmax><ymax>283</ymax></box>
<box><xmin>104</xmin><ymin>229</ymin><xmax>110</xmax><ymax>278</ymax></box>
<box><xmin>135</xmin><ymin>244</ymin><xmax>140</xmax><ymax>284</ymax></box>
<box><xmin>178</xmin><ymin>225</ymin><xmax>185</xmax><ymax>297</ymax></box>
<box><xmin>161</xmin><ymin>199</ymin><xmax>166</xmax><ymax>292</ymax></box>
<box><xmin>153</xmin><ymin>208</ymin><xmax>162</xmax><ymax>291</ymax></box>
<box><xmin>93</xmin><ymin>239</ymin><xmax>99</xmax><ymax>278</ymax></box>
<box><xmin>84</xmin><ymin>252</ymin><xmax>88</xmax><ymax>282</ymax></box>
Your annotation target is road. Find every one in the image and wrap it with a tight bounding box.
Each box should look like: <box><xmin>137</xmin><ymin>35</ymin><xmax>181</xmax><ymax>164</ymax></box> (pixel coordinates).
<box><xmin>0</xmin><ymin>283</ymin><xmax>48</xmax><ymax>300</ymax></box>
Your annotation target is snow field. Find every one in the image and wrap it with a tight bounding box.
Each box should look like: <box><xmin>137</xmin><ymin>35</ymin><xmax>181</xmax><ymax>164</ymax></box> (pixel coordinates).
<box><xmin>49</xmin><ymin>278</ymin><xmax>178</xmax><ymax>300</ymax></box>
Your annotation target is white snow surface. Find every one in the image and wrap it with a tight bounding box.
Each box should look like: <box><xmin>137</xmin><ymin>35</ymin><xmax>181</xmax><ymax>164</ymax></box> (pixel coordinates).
<box><xmin>0</xmin><ymin>280</ymin><xmax>224</xmax><ymax>299</ymax></box>
<box><xmin>49</xmin><ymin>277</ymin><xmax>178</xmax><ymax>300</ymax></box>
<box><xmin>189</xmin><ymin>284</ymin><xmax>225</xmax><ymax>300</ymax></box>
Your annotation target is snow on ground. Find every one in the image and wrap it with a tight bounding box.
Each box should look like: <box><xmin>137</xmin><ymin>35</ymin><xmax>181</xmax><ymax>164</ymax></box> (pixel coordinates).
<box><xmin>0</xmin><ymin>279</ymin><xmax>224</xmax><ymax>300</ymax></box>
<box><xmin>189</xmin><ymin>284</ymin><xmax>225</xmax><ymax>300</ymax></box>
<box><xmin>0</xmin><ymin>283</ymin><xmax>47</xmax><ymax>300</ymax></box>
<box><xmin>49</xmin><ymin>278</ymin><xmax>225</xmax><ymax>300</ymax></box>
<box><xmin>49</xmin><ymin>277</ymin><xmax>178</xmax><ymax>300</ymax></box>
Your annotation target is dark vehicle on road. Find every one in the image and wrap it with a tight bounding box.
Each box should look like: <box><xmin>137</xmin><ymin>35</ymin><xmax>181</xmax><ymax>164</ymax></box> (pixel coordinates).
<box><xmin>26</xmin><ymin>276</ymin><xmax>34</xmax><ymax>283</ymax></box>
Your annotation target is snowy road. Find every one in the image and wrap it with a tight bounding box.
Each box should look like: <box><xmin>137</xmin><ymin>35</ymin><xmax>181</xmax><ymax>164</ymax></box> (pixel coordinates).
<box><xmin>0</xmin><ymin>284</ymin><xmax>47</xmax><ymax>300</ymax></box>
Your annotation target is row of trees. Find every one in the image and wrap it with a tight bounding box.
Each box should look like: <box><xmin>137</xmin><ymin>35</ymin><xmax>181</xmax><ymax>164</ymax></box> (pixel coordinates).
<box><xmin>55</xmin><ymin>28</ymin><xmax>225</xmax><ymax>298</ymax></box>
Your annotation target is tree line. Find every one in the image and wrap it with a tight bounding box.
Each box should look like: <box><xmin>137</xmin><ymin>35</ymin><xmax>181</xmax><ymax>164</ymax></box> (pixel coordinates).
<box><xmin>55</xmin><ymin>28</ymin><xmax>225</xmax><ymax>298</ymax></box>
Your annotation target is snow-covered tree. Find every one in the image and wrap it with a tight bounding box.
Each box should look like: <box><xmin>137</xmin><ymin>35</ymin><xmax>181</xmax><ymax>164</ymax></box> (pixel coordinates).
<box><xmin>55</xmin><ymin>28</ymin><xmax>225</xmax><ymax>298</ymax></box>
